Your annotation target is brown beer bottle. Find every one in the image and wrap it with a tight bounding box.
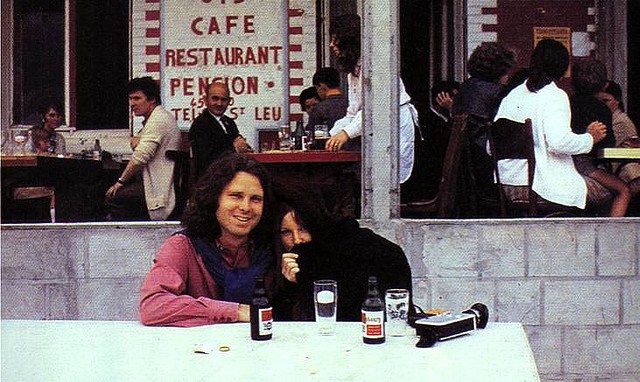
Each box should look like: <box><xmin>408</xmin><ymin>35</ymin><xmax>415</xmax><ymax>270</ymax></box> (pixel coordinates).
<box><xmin>361</xmin><ymin>276</ymin><xmax>385</xmax><ymax>344</ymax></box>
<box><xmin>250</xmin><ymin>277</ymin><xmax>273</xmax><ymax>340</ymax></box>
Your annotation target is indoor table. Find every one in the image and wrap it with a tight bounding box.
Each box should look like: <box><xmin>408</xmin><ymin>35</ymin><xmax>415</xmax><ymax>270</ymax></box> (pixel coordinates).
<box><xmin>1</xmin><ymin>155</ymin><xmax>117</xmax><ymax>222</ymax></box>
<box><xmin>1</xmin><ymin>320</ymin><xmax>540</xmax><ymax>382</ymax></box>
<box><xmin>598</xmin><ymin>147</ymin><xmax>640</xmax><ymax>160</ymax></box>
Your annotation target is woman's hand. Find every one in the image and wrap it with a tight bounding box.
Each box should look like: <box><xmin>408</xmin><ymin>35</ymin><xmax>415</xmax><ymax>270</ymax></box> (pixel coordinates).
<box><xmin>587</xmin><ymin>121</ymin><xmax>607</xmax><ymax>144</ymax></box>
<box><xmin>325</xmin><ymin>130</ymin><xmax>349</xmax><ymax>152</ymax></box>
<box><xmin>281</xmin><ymin>253</ymin><xmax>300</xmax><ymax>283</ymax></box>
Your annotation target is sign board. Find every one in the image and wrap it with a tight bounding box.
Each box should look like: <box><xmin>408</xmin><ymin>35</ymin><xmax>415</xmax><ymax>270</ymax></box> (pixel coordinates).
<box><xmin>160</xmin><ymin>0</ymin><xmax>311</xmax><ymax>141</ymax></box>
<box><xmin>533</xmin><ymin>27</ymin><xmax>572</xmax><ymax>55</ymax></box>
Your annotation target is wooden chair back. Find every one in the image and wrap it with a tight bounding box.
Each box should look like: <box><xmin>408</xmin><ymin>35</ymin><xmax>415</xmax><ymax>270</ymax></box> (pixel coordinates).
<box><xmin>401</xmin><ymin>113</ymin><xmax>468</xmax><ymax>218</ymax></box>
<box><xmin>487</xmin><ymin>118</ymin><xmax>537</xmax><ymax>216</ymax></box>
<box><xmin>165</xmin><ymin>149</ymin><xmax>192</xmax><ymax>220</ymax></box>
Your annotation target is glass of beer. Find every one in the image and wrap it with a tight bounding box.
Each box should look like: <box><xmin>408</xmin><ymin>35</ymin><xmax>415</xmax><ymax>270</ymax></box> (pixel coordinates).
<box><xmin>312</xmin><ymin>125</ymin><xmax>330</xmax><ymax>150</ymax></box>
<box><xmin>314</xmin><ymin>280</ymin><xmax>338</xmax><ymax>335</ymax></box>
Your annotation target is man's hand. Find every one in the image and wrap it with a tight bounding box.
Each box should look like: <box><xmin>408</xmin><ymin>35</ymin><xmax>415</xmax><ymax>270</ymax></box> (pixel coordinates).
<box><xmin>238</xmin><ymin>304</ymin><xmax>250</xmax><ymax>322</ymax></box>
<box><xmin>233</xmin><ymin>136</ymin><xmax>253</xmax><ymax>153</ymax></box>
<box><xmin>281</xmin><ymin>253</ymin><xmax>300</xmax><ymax>283</ymax></box>
<box><xmin>326</xmin><ymin>130</ymin><xmax>349</xmax><ymax>152</ymax></box>
<box><xmin>105</xmin><ymin>182</ymin><xmax>123</xmax><ymax>199</ymax></box>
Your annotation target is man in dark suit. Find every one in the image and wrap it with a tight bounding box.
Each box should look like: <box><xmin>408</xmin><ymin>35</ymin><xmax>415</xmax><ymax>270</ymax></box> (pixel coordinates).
<box><xmin>189</xmin><ymin>82</ymin><xmax>252</xmax><ymax>180</ymax></box>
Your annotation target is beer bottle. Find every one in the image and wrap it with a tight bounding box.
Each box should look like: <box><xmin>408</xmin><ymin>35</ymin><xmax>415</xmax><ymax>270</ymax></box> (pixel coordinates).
<box><xmin>250</xmin><ymin>276</ymin><xmax>273</xmax><ymax>340</ymax></box>
<box><xmin>361</xmin><ymin>276</ymin><xmax>385</xmax><ymax>344</ymax></box>
<box><xmin>293</xmin><ymin>120</ymin><xmax>304</xmax><ymax>150</ymax></box>
<box><xmin>92</xmin><ymin>139</ymin><xmax>102</xmax><ymax>160</ymax></box>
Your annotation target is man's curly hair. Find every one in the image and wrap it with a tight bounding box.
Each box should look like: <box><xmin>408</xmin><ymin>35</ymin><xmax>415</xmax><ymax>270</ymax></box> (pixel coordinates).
<box><xmin>467</xmin><ymin>42</ymin><xmax>516</xmax><ymax>82</ymax></box>
<box><xmin>181</xmin><ymin>153</ymin><xmax>274</xmax><ymax>244</ymax></box>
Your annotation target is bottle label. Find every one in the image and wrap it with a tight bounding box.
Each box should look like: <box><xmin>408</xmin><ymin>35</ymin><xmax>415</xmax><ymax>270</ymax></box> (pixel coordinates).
<box><xmin>361</xmin><ymin>310</ymin><xmax>385</xmax><ymax>338</ymax></box>
<box><xmin>258</xmin><ymin>307</ymin><xmax>273</xmax><ymax>336</ymax></box>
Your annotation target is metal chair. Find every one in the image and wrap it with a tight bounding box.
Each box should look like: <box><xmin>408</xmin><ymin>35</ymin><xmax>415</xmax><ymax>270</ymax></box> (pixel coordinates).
<box><xmin>401</xmin><ymin>113</ymin><xmax>468</xmax><ymax>218</ymax></box>
<box><xmin>12</xmin><ymin>186</ymin><xmax>56</xmax><ymax>222</ymax></box>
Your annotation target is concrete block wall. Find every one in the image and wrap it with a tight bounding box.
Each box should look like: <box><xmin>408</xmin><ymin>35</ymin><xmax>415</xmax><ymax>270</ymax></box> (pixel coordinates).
<box><xmin>2</xmin><ymin>218</ymin><xmax>639</xmax><ymax>381</ymax></box>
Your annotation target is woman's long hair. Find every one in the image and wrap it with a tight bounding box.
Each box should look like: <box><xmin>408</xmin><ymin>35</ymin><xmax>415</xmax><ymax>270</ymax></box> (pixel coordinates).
<box><xmin>330</xmin><ymin>14</ymin><xmax>361</xmax><ymax>74</ymax></box>
<box><xmin>526</xmin><ymin>39</ymin><xmax>570</xmax><ymax>93</ymax></box>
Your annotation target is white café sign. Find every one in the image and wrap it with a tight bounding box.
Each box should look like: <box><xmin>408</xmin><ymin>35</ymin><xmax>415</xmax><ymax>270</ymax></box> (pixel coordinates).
<box><xmin>161</xmin><ymin>0</ymin><xmax>288</xmax><ymax>137</ymax></box>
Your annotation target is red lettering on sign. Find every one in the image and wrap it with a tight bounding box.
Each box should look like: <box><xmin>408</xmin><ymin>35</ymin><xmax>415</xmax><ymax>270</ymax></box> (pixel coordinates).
<box><xmin>190</xmin><ymin>15</ymin><xmax>255</xmax><ymax>36</ymax></box>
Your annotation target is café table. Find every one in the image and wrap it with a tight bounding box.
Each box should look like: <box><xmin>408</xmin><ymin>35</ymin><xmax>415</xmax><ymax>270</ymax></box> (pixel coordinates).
<box><xmin>1</xmin><ymin>155</ymin><xmax>119</xmax><ymax>222</ymax></box>
<box><xmin>597</xmin><ymin>147</ymin><xmax>640</xmax><ymax>160</ymax></box>
<box><xmin>247</xmin><ymin>150</ymin><xmax>361</xmax><ymax>163</ymax></box>
<box><xmin>1</xmin><ymin>320</ymin><xmax>540</xmax><ymax>381</ymax></box>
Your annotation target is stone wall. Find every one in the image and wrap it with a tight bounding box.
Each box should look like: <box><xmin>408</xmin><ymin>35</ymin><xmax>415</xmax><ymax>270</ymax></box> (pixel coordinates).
<box><xmin>2</xmin><ymin>218</ymin><xmax>639</xmax><ymax>381</ymax></box>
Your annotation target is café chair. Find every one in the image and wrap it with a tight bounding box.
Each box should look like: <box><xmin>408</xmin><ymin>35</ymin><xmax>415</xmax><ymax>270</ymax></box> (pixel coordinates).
<box><xmin>165</xmin><ymin>149</ymin><xmax>192</xmax><ymax>220</ymax></box>
<box><xmin>12</xmin><ymin>186</ymin><xmax>56</xmax><ymax>223</ymax></box>
<box><xmin>487</xmin><ymin>118</ymin><xmax>580</xmax><ymax>217</ymax></box>
<box><xmin>401</xmin><ymin>113</ymin><xmax>468</xmax><ymax>218</ymax></box>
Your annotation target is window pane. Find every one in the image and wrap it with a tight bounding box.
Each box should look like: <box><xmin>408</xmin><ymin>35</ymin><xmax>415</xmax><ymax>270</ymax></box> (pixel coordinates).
<box><xmin>75</xmin><ymin>0</ymin><xmax>129</xmax><ymax>129</ymax></box>
<box><xmin>13</xmin><ymin>0</ymin><xmax>64</xmax><ymax>125</ymax></box>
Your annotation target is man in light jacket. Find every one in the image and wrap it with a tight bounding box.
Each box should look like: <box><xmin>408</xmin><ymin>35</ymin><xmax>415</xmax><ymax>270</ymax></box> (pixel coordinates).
<box><xmin>105</xmin><ymin>76</ymin><xmax>181</xmax><ymax>221</ymax></box>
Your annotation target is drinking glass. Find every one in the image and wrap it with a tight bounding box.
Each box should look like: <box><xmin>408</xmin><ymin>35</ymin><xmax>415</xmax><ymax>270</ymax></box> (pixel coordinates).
<box><xmin>10</xmin><ymin>127</ymin><xmax>30</xmax><ymax>156</ymax></box>
<box><xmin>314</xmin><ymin>280</ymin><xmax>338</xmax><ymax>335</ymax></box>
<box><xmin>312</xmin><ymin>125</ymin><xmax>330</xmax><ymax>150</ymax></box>
<box><xmin>385</xmin><ymin>288</ymin><xmax>409</xmax><ymax>336</ymax></box>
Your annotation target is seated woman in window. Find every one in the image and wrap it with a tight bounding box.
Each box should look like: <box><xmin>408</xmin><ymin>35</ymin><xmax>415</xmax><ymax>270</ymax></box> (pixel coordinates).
<box><xmin>596</xmin><ymin>80</ymin><xmax>640</xmax><ymax>197</ymax></box>
<box><xmin>272</xmin><ymin>182</ymin><xmax>412</xmax><ymax>321</ymax></box>
<box><xmin>27</xmin><ymin>99</ymin><xmax>66</xmax><ymax>155</ymax></box>
<box><xmin>570</xmin><ymin>58</ymin><xmax>631</xmax><ymax>217</ymax></box>
<box><xmin>493</xmin><ymin>39</ymin><xmax>608</xmax><ymax>212</ymax></box>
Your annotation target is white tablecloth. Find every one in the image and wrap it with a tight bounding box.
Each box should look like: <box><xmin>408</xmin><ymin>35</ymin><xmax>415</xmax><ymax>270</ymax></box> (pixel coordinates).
<box><xmin>1</xmin><ymin>320</ymin><xmax>539</xmax><ymax>382</ymax></box>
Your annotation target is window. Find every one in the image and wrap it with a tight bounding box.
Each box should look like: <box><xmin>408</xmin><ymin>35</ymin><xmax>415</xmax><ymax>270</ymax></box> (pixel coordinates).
<box><xmin>13</xmin><ymin>0</ymin><xmax>129</xmax><ymax>130</ymax></box>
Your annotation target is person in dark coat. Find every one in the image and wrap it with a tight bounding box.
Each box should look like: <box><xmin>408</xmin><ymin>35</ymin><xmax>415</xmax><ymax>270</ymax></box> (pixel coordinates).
<box><xmin>189</xmin><ymin>81</ymin><xmax>252</xmax><ymax>181</ymax></box>
<box><xmin>452</xmin><ymin>42</ymin><xmax>516</xmax><ymax>213</ymax></box>
<box><xmin>271</xmin><ymin>182</ymin><xmax>413</xmax><ymax>321</ymax></box>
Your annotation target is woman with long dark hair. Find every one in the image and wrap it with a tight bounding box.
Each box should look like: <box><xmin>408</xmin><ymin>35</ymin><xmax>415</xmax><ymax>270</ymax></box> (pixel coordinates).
<box><xmin>271</xmin><ymin>181</ymin><xmax>412</xmax><ymax>321</ymax></box>
<box><xmin>493</xmin><ymin>39</ymin><xmax>608</xmax><ymax>211</ymax></box>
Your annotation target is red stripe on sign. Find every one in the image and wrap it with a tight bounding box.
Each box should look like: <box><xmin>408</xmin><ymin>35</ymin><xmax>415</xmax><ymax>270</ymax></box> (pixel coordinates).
<box><xmin>145</xmin><ymin>10</ymin><xmax>160</xmax><ymax>21</ymax></box>
<box><xmin>146</xmin><ymin>62</ymin><xmax>161</xmax><ymax>72</ymax></box>
<box><xmin>289</xmin><ymin>44</ymin><xmax>302</xmax><ymax>52</ymax></box>
<box><xmin>146</xmin><ymin>28</ymin><xmax>160</xmax><ymax>38</ymax></box>
<box><xmin>289</xmin><ymin>95</ymin><xmax>299</xmax><ymax>105</ymax></box>
<box><xmin>145</xmin><ymin>45</ymin><xmax>160</xmax><ymax>55</ymax></box>
<box><xmin>288</xmin><ymin>9</ymin><xmax>303</xmax><ymax>17</ymax></box>
<box><xmin>289</xmin><ymin>78</ymin><xmax>303</xmax><ymax>86</ymax></box>
<box><xmin>145</xmin><ymin>0</ymin><xmax>160</xmax><ymax>3</ymax></box>
<box><xmin>289</xmin><ymin>61</ymin><xmax>303</xmax><ymax>69</ymax></box>
<box><xmin>288</xmin><ymin>26</ymin><xmax>303</xmax><ymax>35</ymax></box>
<box><xmin>289</xmin><ymin>113</ymin><xmax>303</xmax><ymax>122</ymax></box>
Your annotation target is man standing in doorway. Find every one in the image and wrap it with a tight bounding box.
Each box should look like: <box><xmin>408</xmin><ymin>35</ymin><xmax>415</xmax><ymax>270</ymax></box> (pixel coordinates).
<box><xmin>105</xmin><ymin>76</ymin><xmax>181</xmax><ymax>221</ymax></box>
<box><xmin>189</xmin><ymin>81</ymin><xmax>253</xmax><ymax>181</ymax></box>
